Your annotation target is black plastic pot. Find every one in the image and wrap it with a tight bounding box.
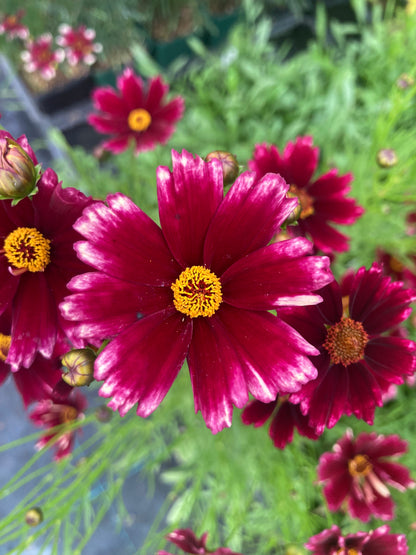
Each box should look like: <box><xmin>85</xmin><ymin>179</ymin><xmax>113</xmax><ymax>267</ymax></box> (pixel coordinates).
<box><xmin>35</xmin><ymin>74</ymin><xmax>95</xmax><ymax>114</ymax></box>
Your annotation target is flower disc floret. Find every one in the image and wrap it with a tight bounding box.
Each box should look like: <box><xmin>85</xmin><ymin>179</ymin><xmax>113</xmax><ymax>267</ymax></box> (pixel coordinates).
<box><xmin>348</xmin><ymin>454</ymin><xmax>372</xmax><ymax>477</ymax></box>
<box><xmin>127</xmin><ymin>108</ymin><xmax>152</xmax><ymax>132</ymax></box>
<box><xmin>323</xmin><ymin>317</ymin><xmax>368</xmax><ymax>366</ymax></box>
<box><xmin>172</xmin><ymin>266</ymin><xmax>222</xmax><ymax>318</ymax></box>
<box><xmin>0</xmin><ymin>333</ymin><xmax>11</xmax><ymax>361</ymax></box>
<box><xmin>4</xmin><ymin>227</ymin><xmax>51</xmax><ymax>272</ymax></box>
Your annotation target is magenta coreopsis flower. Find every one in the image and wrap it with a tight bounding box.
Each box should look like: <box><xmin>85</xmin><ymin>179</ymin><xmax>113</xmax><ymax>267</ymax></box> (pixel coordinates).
<box><xmin>158</xmin><ymin>528</ymin><xmax>242</xmax><ymax>555</ymax></box>
<box><xmin>88</xmin><ymin>68</ymin><xmax>184</xmax><ymax>155</ymax></box>
<box><xmin>56</xmin><ymin>24</ymin><xmax>102</xmax><ymax>66</ymax></box>
<box><xmin>279</xmin><ymin>263</ymin><xmax>416</xmax><ymax>433</ymax></box>
<box><xmin>61</xmin><ymin>150</ymin><xmax>333</xmax><ymax>433</ymax></box>
<box><xmin>318</xmin><ymin>429</ymin><xmax>415</xmax><ymax>521</ymax></box>
<box><xmin>241</xmin><ymin>396</ymin><xmax>321</xmax><ymax>449</ymax></box>
<box><xmin>305</xmin><ymin>524</ymin><xmax>408</xmax><ymax>554</ymax></box>
<box><xmin>377</xmin><ymin>248</ymin><xmax>416</xmax><ymax>291</ymax></box>
<box><xmin>248</xmin><ymin>137</ymin><xmax>364</xmax><ymax>254</ymax></box>
<box><xmin>0</xmin><ymin>139</ymin><xmax>94</xmax><ymax>370</ymax></box>
<box><xmin>21</xmin><ymin>33</ymin><xmax>65</xmax><ymax>80</ymax></box>
<box><xmin>0</xmin><ymin>10</ymin><xmax>29</xmax><ymax>40</ymax></box>
<box><xmin>30</xmin><ymin>382</ymin><xmax>87</xmax><ymax>460</ymax></box>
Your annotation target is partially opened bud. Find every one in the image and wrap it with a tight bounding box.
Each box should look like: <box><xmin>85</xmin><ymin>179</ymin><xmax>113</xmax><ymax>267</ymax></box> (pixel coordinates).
<box><xmin>377</xmin><ymin>148</ymin><xmax>398</xmax><ymax>168</ymax></box>
<box><xmin>205</xmin><ymin>150</ymin><xmax>239</xmax><ymax>185</ymax></box>
<box><xmin>0</xmin><ymin>136</ymin><xmax>39</xmax><ymax>201</ymax></box>
<box><xmin>61</xmin><ymin>348</ymin><xmax>95</xmax><ymax>387</ymax></box>
<box><xmin>25</xmin><ymin>507</ymin><xmax>43</xmax><ymax>527</ymax></box>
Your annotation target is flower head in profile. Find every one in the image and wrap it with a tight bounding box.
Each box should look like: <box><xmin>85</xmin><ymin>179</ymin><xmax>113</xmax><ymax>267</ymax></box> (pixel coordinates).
<box><xmin>21</xmin><ymin>33</ymin><xmax>65</xmax><ymax>80</ymax></box>
<box><xmin>280</xmin><ymin>263</ymin><xmax>416</xmax><ymax>433</ymax></box>
<box><xmin>305</xmin><ymin>524</ymin><xmax>408</xmax><ymax>554</ymax></box>
<box><xmin>0</xmin><ymin>10</ymin><xmax>29</xmax><ymax>40</ymax></box>
<box><xmin>88</xmin><ymin>68</ymin><xmax>184</xmax><ymax>155</ymax></box>
<box><xmin>56</xmin><ymin>24</ymin><xmax>102</xmax><ymax>66</ymax></box>
<box><xmin>30</xmin><ymin>381</ymin><xmax>87</xmax><ymax>460</ymax></box>
<box><xmin>61</xmin><ymin>150</ymin><xmax>333</xmax><ymax>433</ymax></box>
<box><xmin>318</xmin><ymin>429</ymin><xmax>415</xmax><ymax>521</ymax></box>
<box><xmin>0</xmin><ymin>138</ymin><xmax>94</xmax><ymax>370</ymax></box>
<box><xmin>241</xmin><ymin>396</ymin><xmax>321</xmax><ymax>449</ymax></box>
<box><xmin>158</xmin><ymin>528</ymin><xmax>242</xmax><ymax>555</ymax></box>
<box><xmin>248</xmin><ymin>137</ymin><xmax>364</xmax><ymax>254</ymax></box>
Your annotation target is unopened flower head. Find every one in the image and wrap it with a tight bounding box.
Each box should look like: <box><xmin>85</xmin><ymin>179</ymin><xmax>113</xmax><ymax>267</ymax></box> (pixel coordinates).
<box><xmin>25</xmin><ymin>507</ymin><xmax>43</xmax><ymax>527</ymax></box>
<box><xmin>205</xmin><ymin>151</ymin><xmax>239</xmax><ymax>185</ymax></box>
<box><xmin>377</xmin><ymin>148</ymin><xmax>398</xmax><ymax>168</ymax></box>
<box><xmin>0</xmin><ymin>132</ymin><xmax>40</xmax><ymax>201</ymax></box>
<box><xmin>61</xmin><ymin>348</ymin><xmax>96</xmax><ymax>387</ymax></box>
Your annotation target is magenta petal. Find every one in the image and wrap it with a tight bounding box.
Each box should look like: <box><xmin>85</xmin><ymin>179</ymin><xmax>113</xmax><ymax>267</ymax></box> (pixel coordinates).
<box><xmin>8</xmin><ymin>274</ymin><xmax>57</xmax><ymax>370</ymax></box>
<box><xmin>322</xmin><ymin>473</ymin><xmax>352</xmax><ymax>510</ymax></box>
<box><xmin>241</xmin><ymin>399</ymin><xmax>276</xmax><ymax>427</ymax></box>
<box><xmin>217</xmin><ymin>305</ymin><xmax>318</xmax><ymax>400</ymax></box>
<box><xmin>308</xmin><ymin>170</ymin><xmax>353</xmax><ymax>197</ymax></box>
<box><xmin>314</xmin><ymin>197</ymin><xmax>364</xmax><ymax>224</ymax></box>
<box><xmin>300</xmin><ymin>217</ymin><xmax>350</xmax><ymax>253</ymax></box>
<box><xmin>365</xmin><ymin>434</ymin><xmax>409</xmax><ymax>459</ymax></box>
<box><xmin>96</xmin><ymin>309</ymin><xmax>192</xmax><ymax>417</ymax></box>
<box><xmin>204</xmin><ymin>172</ymin><xmax>296</xmax><ymax>275</ymax></box>
<box><xmin>282</xmin><ymin>136</ymin><xmax>318</xmax><ymax>188</ymax></box>
<box><xmin>118</xmin><ymin>67</ymin><xmax>144</xmax><ymax>110</ymax></box>
<box><xmin>365</xmin><ymin>336</ymin><xmax>416</xmax><ymax>382</ymax></box>
<box><xmin>92</xmin><ymin>87</ymin><xmax>127</xmax><ymax>116</ymax></box>
<box><xmin>157</xmin><ymin>150</ymin><xmax>223</xmax><ymax>268</ymax></box>
<box><xmin>74</xmin><ymin>193</ymin><xmax>180</xmax><ymax>285</ymax></box>
<box><xmin>187</xmin><ymin>316</ymin><xmax>248</xmax><ymax>433</ymax></box>
<box><xmin>0</xmin><ymin>262</ymin><xmax>19</xmax><ymax>316</ymax></box>
<box><xmin>144</xmin><ymin>75</ymin><xmax>168</xmax><ymax>112</ymax></box>
<box><xmin>61</xmin><ymin>272</ymin><xmax>172</xmax><ymax>343</ymax></box>
<box><xmin>101</xmin><ymin>136</ymin><xmax>131</xmax><ymax>154</ymax></box>
<box><xmin>221</xmin><ymin>238</ymin><xmax>332</xmax><ymax>310</ymax></box>
<box><xmin>87</xmin><ymin>113</ymin><xmax>127</xmax><ymax>134</ymax></box>
<box><xmin>375</xmin><ymin>461</ymin><xmax>415</xmax><ymax>491</ymax></box>
<box><xmin>13</xmin><ymin>357</ymin><xmax>61</xmax><ymax>407</ymax></box>
<box><xmin>154</xmin><ymin>97</ymin><xmax>185</xmax><ymax>124</ymax></box>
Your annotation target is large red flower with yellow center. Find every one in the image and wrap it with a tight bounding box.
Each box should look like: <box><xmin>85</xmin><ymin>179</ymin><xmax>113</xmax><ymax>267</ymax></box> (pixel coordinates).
<box><xmin>0</xmin><ymin>138</ymin><xmax>94</xmax><ymax>370</ymax></box>
<box><xmin>61</xmin><ymin>150</ymin><xmax>334</xmax><ymax>433</ymax></box>
<box><xmin>279</xmin><ymin>263</ymin><xmax>416</xmax><ymax>433</ymax></box>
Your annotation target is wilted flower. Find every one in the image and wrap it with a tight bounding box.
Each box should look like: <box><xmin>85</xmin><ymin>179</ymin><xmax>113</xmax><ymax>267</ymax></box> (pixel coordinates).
<box><xmin>0</xmin><ymin>10</ymin><xmax>29</xmax><ymax>40</ymax></box>
<box><xmin>318</xmin><ymin>429</ymin><xmax>415</xmax><ymax>521</ymax></box>
<box><xmin>376</xmin><ymin>148</ymin><xmax>398</xmax><ymax>168</ymax></box>
<box><xmin>205</xmin><ymin>151</ymin><xmax>239</xmax><ymax>185</ymax></box>
<box><xmin>241</xmin><ymin>396</ymin><xmax>320</xmax><ymax>449</ymax></box>
<box><xmin>61</xmin><ymin>348</ymin><xmax>96</xmax><ymax>387</ymax></box>
<box><xmin>248</xmin><ymin>137</ymin><xmax>364</xmax><ymax>254</ymax></box>
<box><xmin>61</xmin><ymin>150</ymin><xmax>333</xmax><ymax>433</ymax></box>
<box><xmin>0</xmin><ymin>145</ymin><xmax>94</xmax><ymax>370</ymax></box>
<box><xmin>88</xmin><ymin>68</ymin><xmax>184</xmax><ymax>155</ymax></box>
<box><xmin>30</xmin><ymin>382</ymin><xmax>87</xmax><ymax>460</ymax></box>
<box><xmin>158</xmin><ymin>528</ymin><xmax>243</xmax><ymax>555</ymax></box>
<box><xmin>280</xmin><ymin>263</ymin><xmax>416</xmax><ymax>433</ymax></box>
<box><xmin>305</xmin><ymin>524</ymin><xmax>408</xmax><ymax>554</ymax></box>
<box><xmin>21</xmin><ymin>33</ymin><xmax>65</xmax><ymax>80</ymax></box>
<box><xmin>0</xmin><ymin>131</ymin><xmax>40</xmax><ymax>201</ymax></box>
<box><xmin>56</xmin><ymin>24</ymin><xmax>103</xmax><ymax>66</ymax></box>
<box><xmin>25</xmin><ymin>507</ymin><xmax>44</xmax><ymax>527</ymax></box>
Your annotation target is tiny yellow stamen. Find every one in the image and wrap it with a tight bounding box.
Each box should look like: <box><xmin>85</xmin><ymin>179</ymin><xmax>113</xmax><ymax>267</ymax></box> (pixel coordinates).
<box><xmin>348</xmin><ymin>454</ymin><xmax>373</xmax><ymax>478</ymax></box>
<box><xmin>323</xmin><ymin>317</ymin><xmax>368</xmax><ymax>366</ymax></box>
<box><xmin>336</xmin><ymin>549</ymin><xmax>359</xmax><ymax>555</ymax></box>
<box><xmin>0</xmin><ymin>333</ymin><xmax>11</xmax><ymax>362</ymax></box>
<box><xmin>127</xmin><ymin>108</ymin><xmax>152</xmax><ymax>132</ymax></box>
<box><xmin>3</xmin><ymin>227</ymin><xmax>51</xmax><ymax>272</ymax></box>
<box><xmin>288</xmin><ymin>184</ymin><xmax>314</xmax><ymax>220</ymax></box>
<box><xmin>171</xmin><ymin>266</ymin><xmax>222</xmax><ymax>318</ymax></box>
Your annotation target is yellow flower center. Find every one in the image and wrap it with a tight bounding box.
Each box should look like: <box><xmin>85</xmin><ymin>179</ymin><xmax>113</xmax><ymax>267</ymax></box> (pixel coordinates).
<box><xmin>336</xmin><ymin>550</ymin><xmax>359</xmax><ymax>555</ymax></box>
<box><xmin>3</xmin><ymin>227</ymin><xmax>51</xmax><ymax>273</ymax></box>
<box><xmin>60</xmin><ymin>405</ymin><xmax>79</xmax><ymax>423</ymax></box>
<box><xmin>323</xmin><ymin>317</ymin><xmax>368</xmax><ymax>366</ymax></box>
<box><xmin>127</xmin><ymin>108</ymin><xmax>152</xmax><ymax>132</ymax></box>
<box><xmin>287</xmin><ymin>184</ymin><xmax>315</xmax><ymax>221</ymax></box>
<box><xmin>348</xmin><ymin>454</ymin><xmax>373</xmax><ymax>478</ymax></box>
<box><xmin>171</xmin><ymin>266</ymin><xmax>222</xmax><ymax>318</ymax></box>
<box><xmin>0</xmin><ymin>333</ymin><xmax>11</xmax><ymax>362</ymax></box>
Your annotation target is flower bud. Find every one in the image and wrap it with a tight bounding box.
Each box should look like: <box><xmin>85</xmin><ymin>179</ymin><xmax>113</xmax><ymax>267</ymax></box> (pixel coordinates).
<box><xmin>205</xmin><ymin>150</ymin><xmax>239</xmax><ymax>185</ymax></box>
<box><xmin>95</xmin><ymin>405</ymin><xmax>113</xmax><ymax>423</ymax></box>
<box><xmin>25</xmin><ymin>507</ymin><xmax>43</xmax><ymax>527</ymax></box>
<box><xmin>0</xmin><ymin>136</ymin><xmax>39</xmax><ymax>201</ymax></box>
<box><xmin>61</xmin><ymin>348</ymin><xmax>95</xmax><ymax>387</ymax></box>
<box><xmin>377</xmin><ymin>148</ymin><xmax>398</xmax><ymax>168</ymax></box>
<box><xmin>397</xmin><ymin>73</ymin><xmax>414</xmax><ymax>89</ymax></box>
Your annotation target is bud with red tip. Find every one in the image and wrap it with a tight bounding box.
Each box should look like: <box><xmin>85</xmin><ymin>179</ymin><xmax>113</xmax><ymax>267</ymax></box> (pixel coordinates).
<box><xmin>0</xmin><ymin>135</ymin><xmax>40</xmax><ymax>202</ymax></box>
